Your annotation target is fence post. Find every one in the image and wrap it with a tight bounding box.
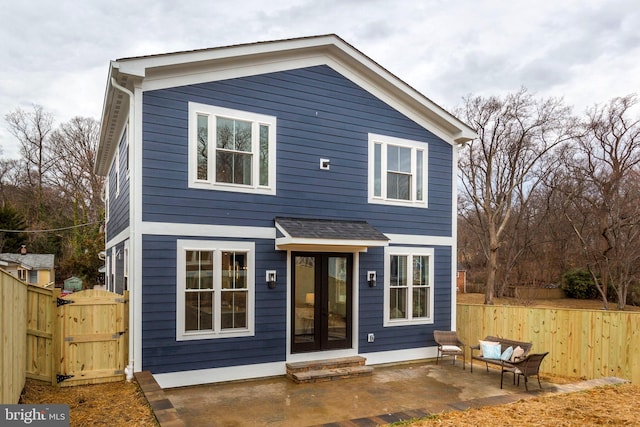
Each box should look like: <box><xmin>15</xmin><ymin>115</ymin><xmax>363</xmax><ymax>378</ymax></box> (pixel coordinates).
<box><xmin>52</xmin><ymin>288</ymin><xmax>61</xmax><ymax>386</ymax></box>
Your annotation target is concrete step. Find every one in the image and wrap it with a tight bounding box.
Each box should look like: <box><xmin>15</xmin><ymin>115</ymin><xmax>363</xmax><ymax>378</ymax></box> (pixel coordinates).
<box><xmin>286</xmin><ymin>356</ymin><xmax>372</xmax><ymax>383</ymax></box>
<box><xmin>286</xmin><ymin>356</ymin><xmax>366</xmax><ymax>374</ymax></box>
<box><xmin>288</xmin><ymin>365</ymin><xmax>374</xmax><ymax>384</ymax></box>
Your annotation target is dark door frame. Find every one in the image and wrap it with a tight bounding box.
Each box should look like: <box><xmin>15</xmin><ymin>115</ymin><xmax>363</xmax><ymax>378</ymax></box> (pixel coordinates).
<box><xmin>291</xmin><ymin>252</ymin><xmax>353</xmax><ymax>353</ymax></box>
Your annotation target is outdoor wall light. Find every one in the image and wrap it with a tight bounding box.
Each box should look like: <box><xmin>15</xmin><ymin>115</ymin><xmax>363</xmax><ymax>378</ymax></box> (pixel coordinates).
<box><xmin>367</xmin><ymin>271</ymin><xmax>376</xmax><ymax>287</ymax></box>
<box><xmin>266</xmin><ymin>270</ymin><xmax>277</xmax><ymax>289</ymax></box>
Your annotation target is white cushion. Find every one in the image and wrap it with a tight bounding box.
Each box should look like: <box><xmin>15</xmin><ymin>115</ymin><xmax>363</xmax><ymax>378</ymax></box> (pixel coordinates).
<box><xmin>441</xmin><ymin>345</ymin><xmax>462</xmax><ymax>352</ymax></box>
<box><xmin>511</xmin><ymin>346</ymin><xmax>525</xmax><ymax>362</ymax></box>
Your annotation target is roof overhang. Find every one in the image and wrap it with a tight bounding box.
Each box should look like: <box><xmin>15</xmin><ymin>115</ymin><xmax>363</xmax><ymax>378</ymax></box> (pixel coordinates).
<box><xmin>95</xmin><ymin>34</ymin><xmax>477</xmax><ymax>176</ymax></box>
<box><xmin>275</xmin><ymin>217</ymin><xmax>389</xmax><ymax>252</ymax></box>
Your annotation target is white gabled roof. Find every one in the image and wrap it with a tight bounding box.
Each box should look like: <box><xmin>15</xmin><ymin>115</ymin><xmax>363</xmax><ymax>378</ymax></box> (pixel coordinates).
<box><xmin>95</xmin><ymin>34</ymin><xmax>476</xmax><ymax>175</ymax></box>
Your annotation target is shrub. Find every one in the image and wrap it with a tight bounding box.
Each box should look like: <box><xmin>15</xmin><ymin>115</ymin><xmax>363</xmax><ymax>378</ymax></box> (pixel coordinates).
<box><xmin>562</xmin><ymin>268</ymin><xmax>598</xmax><ymax>299</ymax></box>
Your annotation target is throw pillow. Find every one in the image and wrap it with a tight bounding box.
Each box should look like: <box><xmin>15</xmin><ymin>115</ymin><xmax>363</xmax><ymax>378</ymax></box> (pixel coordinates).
<box><xmin>480</xmin><ymin>342</ymin><xmax>501</xmax><ymax>359</ymax></box>
<box><xmin>478</xmin><ymin>340</ymin><xmax>499</xmax><ymax>357</ymax></box>
<box><xmin>511</xmin><ymin>346</ymin><xmax>525</xmax><ymax>362</ymax></box>
<box><xmin>441</xmin><ymin>345</ymin><xmax>462</xmax><ymax>352</ymax></box>
<box><xmin>500</xmin><ymin>346</ymin><xmax>514</xmax><ymax>361</ymax></box>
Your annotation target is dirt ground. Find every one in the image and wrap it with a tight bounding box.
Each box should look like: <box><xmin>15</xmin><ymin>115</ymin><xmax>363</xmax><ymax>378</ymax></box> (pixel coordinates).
<box><xmin>410</xmin><ymin>382</ymin><xmax>640</xmax><ymax>426</ymax></box>
<box><xmin>19</xmin><ymin>294</ymin><xmax>639</xmax><ymax>426</ymax></box>
<box><xmin>20</xmin><ymin>379</ymin><xmax>158</xmax><ymax>427</ymax></box>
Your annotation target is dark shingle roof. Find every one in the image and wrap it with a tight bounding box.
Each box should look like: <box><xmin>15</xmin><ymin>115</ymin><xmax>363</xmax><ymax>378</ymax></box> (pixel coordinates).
<box><xmin>275</xmin><ymin>217</ymin><xmax>388</xmax><ymax>241</ymax></box>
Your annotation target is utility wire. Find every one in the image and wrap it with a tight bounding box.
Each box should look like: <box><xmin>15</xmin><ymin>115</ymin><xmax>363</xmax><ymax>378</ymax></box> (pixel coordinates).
<box><xmin>0</xmin><ymin>221</ymin><xmax>101</xmax><ymax>233</ymax></box>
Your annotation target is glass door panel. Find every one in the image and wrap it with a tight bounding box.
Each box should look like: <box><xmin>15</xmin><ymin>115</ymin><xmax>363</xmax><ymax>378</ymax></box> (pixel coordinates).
<box><xmin>293</xmin><ymin>256</ymin><xmax>317</xmax><ymax>351</ymax></box>
<box><xmin>327</xmin><ymin>256</ymin><xmax>347</xmax><ymax>343</ymax></box>
<box><xmin>292</xmin><ymin>253</ymin><xmax>352</xmax><ymax>353</ymax></box>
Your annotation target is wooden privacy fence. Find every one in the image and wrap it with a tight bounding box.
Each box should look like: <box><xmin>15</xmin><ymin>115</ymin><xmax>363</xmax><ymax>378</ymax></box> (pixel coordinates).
<box><xmin>26</xmin><ymin>286</ymin><xmax>129</xmax><ymax>387</ymax></box>
<box><xmin>457</xmin><ymin>304</ymin><xmax>640</xmax><ymax>384</ymax></box>
<box><xmin>1</xmin><ymin>271</ymin><xmax>27</xmax><ymax>404</ymax></box>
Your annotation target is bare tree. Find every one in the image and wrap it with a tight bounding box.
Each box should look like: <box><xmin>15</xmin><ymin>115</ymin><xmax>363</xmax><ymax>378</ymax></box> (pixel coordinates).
<box><xmin>5</xmin><ymin>105</ymin><xmax>56</xmax><ymax>221</ymax></box>
<box><xmin>457</xmin><ymin>88</ymin><xmax>576</xmax><ymax>304</ymax></box>
<box><xmin>49</xmin><ymin>117</ymin><xmax>104</xmax><ymax>222</ymax></box>
<box><xmin>560</xmin><ymin>95</ymin><xmax>640</xmax><ymax>309</ymax></box>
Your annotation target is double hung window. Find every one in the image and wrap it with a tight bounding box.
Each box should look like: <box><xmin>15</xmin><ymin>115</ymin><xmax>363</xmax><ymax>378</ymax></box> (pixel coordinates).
<box><xmin>189</xmin><ymin>103</ymin><xmax>276</xmax><ymax>195</ymax></box>
<box><xmin>176</xmin><ymin>240</ymin><xmax>255</xmax><ymax>340</ymax></box>
<box><xmin>384</xmin><ymin>247</ymin><xmax>434</xmax><ymax>326</ymax></box>
<box><xmin>369</xmin><ymin>133</ymin><xmax>428</xmax><ymax>207</ymax></box>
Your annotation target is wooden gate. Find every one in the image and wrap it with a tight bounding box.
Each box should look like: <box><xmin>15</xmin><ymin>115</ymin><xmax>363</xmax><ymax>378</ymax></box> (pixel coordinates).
<box><xmin>26</xmin><ymin>286</ymin><xmax>129</xmax><ymax>387</ymax></box>
<box><xmin>54</xmin><ymin>288</ymin><xmax>129</xmax><ymax>387</ymax></box>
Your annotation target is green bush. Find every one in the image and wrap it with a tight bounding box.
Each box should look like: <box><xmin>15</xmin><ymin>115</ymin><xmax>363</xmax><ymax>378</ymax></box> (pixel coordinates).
<box><xmin>562</xmin><ymin>268</ymin><xmax>598</xmax><ymax>299</ymax></box>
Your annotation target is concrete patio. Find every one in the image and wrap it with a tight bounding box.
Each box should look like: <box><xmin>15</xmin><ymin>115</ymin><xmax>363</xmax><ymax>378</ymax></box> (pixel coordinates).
<box><xmin>135</xmin><ymin>360</ymin><xmax>627</xmax><ymax>426</ymax></box>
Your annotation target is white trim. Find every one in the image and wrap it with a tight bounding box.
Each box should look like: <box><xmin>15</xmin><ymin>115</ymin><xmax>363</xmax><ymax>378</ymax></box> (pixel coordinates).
<box><xmin>176</xmin><ymin>240</ymin><xmax>255</xmax><ymax>341</ymax></box>
<box><xmin>106</xmin><ymin>227</ymin><xmax>130</xmax><ymax>249</ymax></box>
<box><xmin>368</xmin><ymin>133</ymin><xmax>428</xmax><ymax>208</ymax></box>
<box><xmin>285</xmin><ymin>250</ymin><xmax>360</xmax><ymax>361</ymax></box>
<box><xmin>153</xmin><ymin>361</ymin><xmax>286</xmax><ymax>388</ymax></box>
<box><xmin>451</xmin><ymin>144</ymin><xmax>461</xmax><ymax>330</ymax></box>
<box><xmin>385</xmin><ymin>234</ymin><xmax>453</xmax><ymax>247</ymax></box>
<box><xmin>363</xmin><ymin>346</ymin><xmax>437</xmax><ymax>365</ymax></box>
<box><xmin>188</xmin><ymin>102</ymin><xmax>276</xmax><ymax>195</ymax></box>
<box><xmin>383</xmin><ymin>246</ymin><xmax>435</xmax><ymax>327</ymax></box>
<box><xmin>123</xmin><ymin>240</ymin><xmax>129</xmax><ymax>291</ymax></box>
<box><xmin>133</xmin><ymin>82</ymin><xmax>144</xmax><ymax>373</ymax></box>
<box><xmin>141</xmin><ymin>222</ymin><xmax>275</xmax><ymax>239</ymax></box>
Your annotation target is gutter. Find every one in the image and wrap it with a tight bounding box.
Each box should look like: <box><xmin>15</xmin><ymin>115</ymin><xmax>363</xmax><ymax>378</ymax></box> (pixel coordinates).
<box><xmin>110</xmin><ymin>77</ymin><xmax>136</xmax><ymax>382</ymax></box>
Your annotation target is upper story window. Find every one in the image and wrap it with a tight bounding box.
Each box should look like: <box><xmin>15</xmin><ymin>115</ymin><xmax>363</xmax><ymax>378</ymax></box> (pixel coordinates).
<box><xmin>189</xmin><ymin>102</ymin><xmax>276</xmax><ymax>195</ymax></box>
<box><xmin>368</xmin><ymin>133</ymin><xmax>428</xmax><ymax>208</ymax></box>
<box><xmin>383</xmin><ymin>246</ymin><xmax>434</xmax><ymax>326</ymax></box>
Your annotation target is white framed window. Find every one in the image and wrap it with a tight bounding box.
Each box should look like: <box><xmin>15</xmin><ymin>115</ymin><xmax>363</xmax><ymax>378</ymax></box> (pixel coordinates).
<box><xmin>176</xmin><ymin>240</ymin><xmax>255</xmax><ymax>341</ymax></box>
<box><xmin>368</xmin><ymin>133</ymin><xmax>428</xmax><ymax>207</ymax></box>
<box><xmin>115</xmin><ymin>144</ymin><xmax>120</xmax><ymax>197</ymax></box>
<box><xmin>188</xmin><ymin>102</ymin><xmax>276</xmax><ymax>195</ymax></box>
<box><xmin>111</xmin><ymin>247</ymin><xmax>117</xmax><ymax>292</ymax></box>
<box><xmin>17</xmin><ymin>268</ymin><xmax>27</xmax><ymax>282</ymax></box>
<box><xmin>123</xmin><ymin>241</ymin><xmax>129</xmax><ymax>291</ymax></box>
<box><xmin>383</xmin><ymin>246</ymin><xmax>434</xmax><ymax>326</ymax></box>
<box><xmin>104</xmin><ymin>177</ymin><xmax>110</xmax><ymax>223</ymax></box>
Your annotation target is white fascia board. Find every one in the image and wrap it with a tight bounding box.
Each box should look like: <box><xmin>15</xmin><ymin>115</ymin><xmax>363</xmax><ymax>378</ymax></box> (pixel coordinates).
<box><xmin>113</xmin><ymin>35</ymin><xmax>475</xmax><ymax>146</ymax></box>
<box><xmin>115</xmin><ymin>35</ymin><xmax>342</xmax><ymax>78</ymax></box>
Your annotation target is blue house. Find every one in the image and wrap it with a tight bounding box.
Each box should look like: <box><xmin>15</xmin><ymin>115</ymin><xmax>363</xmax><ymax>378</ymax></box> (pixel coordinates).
<box><xmin>95</xmin><ymin>34</ymin><xmax>476</xmax><ymax>388</ymax></box>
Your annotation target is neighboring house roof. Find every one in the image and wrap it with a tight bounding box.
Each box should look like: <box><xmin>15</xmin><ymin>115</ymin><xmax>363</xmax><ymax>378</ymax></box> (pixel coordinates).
<box><xmin>275</xmin><ymin>217</ymin><xmax>389</xmax><ymax>250</ymax></box>
<box><xmin>0</xmin><ymin>253</ymin><xmax>55</xmax><ymax>270</ymax></box>
<box><xmin>96</xmin><ymin>34</ymin><xmax>477</xmax><ymax>176</ymax></box>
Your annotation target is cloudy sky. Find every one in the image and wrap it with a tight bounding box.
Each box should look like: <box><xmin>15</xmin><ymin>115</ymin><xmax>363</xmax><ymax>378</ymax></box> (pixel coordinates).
<box><xmin>1</xmin><ymin>0</ymin><xmax>638</xmax><ymax>158</ymax></box>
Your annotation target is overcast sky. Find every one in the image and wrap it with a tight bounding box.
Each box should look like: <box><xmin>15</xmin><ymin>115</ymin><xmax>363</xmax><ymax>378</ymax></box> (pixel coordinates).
<box><xmin>1</xmin><ymin>0</ymin><xmax>638</xmax><ymax>158</ymax></box>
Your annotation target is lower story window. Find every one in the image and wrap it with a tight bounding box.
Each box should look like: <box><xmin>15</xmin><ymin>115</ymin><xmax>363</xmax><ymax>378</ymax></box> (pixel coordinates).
<box><xmin>384</xmin><ymin>247</ymin><xmax>434</xmax><ymax>326</ymax></box>
<box><xmin>177</xmin><ymin>240</ymin><xmax>255</xmax><ymax>340</ymax></box>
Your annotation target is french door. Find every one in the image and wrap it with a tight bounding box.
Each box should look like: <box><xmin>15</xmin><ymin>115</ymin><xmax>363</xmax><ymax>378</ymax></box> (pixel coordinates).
<box><xmin>291</xmin><ymin>252</ymin><xmax>353</xmax><ymax>353</ymax></box>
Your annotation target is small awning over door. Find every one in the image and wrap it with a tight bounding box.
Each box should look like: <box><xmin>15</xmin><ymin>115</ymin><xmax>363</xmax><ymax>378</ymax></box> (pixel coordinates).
<box><xmin>275</xmin><ymin>217</ymin><xmax>389</xmax><ymax>251</ymax></box>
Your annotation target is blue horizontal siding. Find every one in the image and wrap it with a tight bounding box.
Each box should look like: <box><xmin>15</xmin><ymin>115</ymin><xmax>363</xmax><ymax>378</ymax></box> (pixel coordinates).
<box><xmin>359</xmin><ymin>246</ymin><xmax>453</xmax><ymax>353</ymax></box>
<box><xmin>141</xmin><ymin>65</ymin><xmax>452</xmax><ymax>236</ymax></box>
<box><xmin>139</xmin><ymin>65</ymin><xmax>456</xmax><ymax>373</ymax></box>
<box><xmin>141</xmin><ymin>235</ymin><xmax>287</xmax><ymax>374</ymax></box>
<box><xmin>106</xmin><ymin>129</ymin><xmax>130</xmax><ymax>241</ymax></box>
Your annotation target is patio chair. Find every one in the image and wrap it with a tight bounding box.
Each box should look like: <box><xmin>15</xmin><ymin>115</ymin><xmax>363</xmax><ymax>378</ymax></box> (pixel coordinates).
<box><xmin>433</xmin><ymin>330</ymin><xmax>466</xmax><ymax>370</ymax></box>
<box><xmin>500</xmin><ymin>352</ymin><xmax>549</xmax><ymax>391</ymax></box>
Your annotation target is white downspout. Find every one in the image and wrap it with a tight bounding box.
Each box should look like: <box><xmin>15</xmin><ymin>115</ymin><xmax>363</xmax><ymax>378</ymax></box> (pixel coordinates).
<box><xmin>110</xmin><ymin>77</ymin><xmax>136</xmax><ymax>382</ymax></box>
